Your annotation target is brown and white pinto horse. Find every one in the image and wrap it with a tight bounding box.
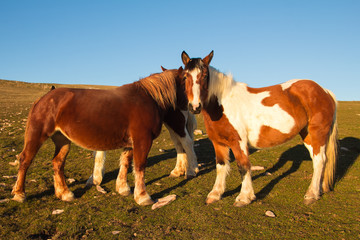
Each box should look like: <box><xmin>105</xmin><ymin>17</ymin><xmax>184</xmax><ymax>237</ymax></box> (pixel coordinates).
<box><xmin>12</xmin><ymin>67</ymin><xmax>194</xmax><ymax>206</ymax></box>
<box><xmin>181</xmin><ymin>51</ymin><xmax>338</xmax><ymax>206</ymax></box>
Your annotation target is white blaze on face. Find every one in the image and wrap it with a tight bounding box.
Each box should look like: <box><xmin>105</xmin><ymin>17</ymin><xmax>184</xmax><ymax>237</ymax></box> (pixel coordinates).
<box><xmin>189</xmin><ymin>68</ymin><xmax>201</xmax><ymax>111</ymax></box>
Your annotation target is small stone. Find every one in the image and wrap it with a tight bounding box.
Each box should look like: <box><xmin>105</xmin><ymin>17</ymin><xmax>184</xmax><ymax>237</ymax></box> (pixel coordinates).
<box><xmin>67</xmin><ymin>178</ymin><xmax>76</xmax><ymax>184</ymax></box>
<box><xmin>52</xmin><ymin>209</ymin><xmax>64</xmax><ymax>215</ymax></box>
<box><xmin>251</xmin><ymin>166</ymin><xmax>265</xmax><ymax>171</ymax></box>
<box><xmin>152</xmin><ymin>194</ymin><xmax>177</xmax><ymax>210</ymax></box>
<box><xmin>340</xmin><ymin>147</ymin><xmax>350</xmax><ymax>152</ymax></box>
<box><xmin>0</xmin><ymin>199</ymin><xmax>10</xmax><ymax>203</ymax></box>
<box><xmin>159</xmin><ymin>149</ymin><xmax>165</xmax><ymax>152</ymax></box>
<box><xmin>9</xmin><ymin>160</ymin><xmax>19</xmax><ymax>166</ymax></box>
<box><xmin>112</xmin><ymin>231</ymin><xmax>120</xmax><ymax>235</ymax></box>
<box><xmin>265</xmin><ymin>210</ymin><xmax>276</xmax><ymax>218</ymax></box>
<box><xmin>3</xmin><ymin>175</ymin><xmax>17</xmax><ymax>179</ymax></box>
<box><xmin>194</xmin><ymin>129</ymin><xmax>203</xmax><ymax>135</ymax></box>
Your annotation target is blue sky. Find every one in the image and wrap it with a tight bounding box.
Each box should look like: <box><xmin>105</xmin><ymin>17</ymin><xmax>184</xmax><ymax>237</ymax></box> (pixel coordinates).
<box><xmin>1</xmin><ymin>0</ymin><xmax>359</xmax><ymax>100</ymax></box>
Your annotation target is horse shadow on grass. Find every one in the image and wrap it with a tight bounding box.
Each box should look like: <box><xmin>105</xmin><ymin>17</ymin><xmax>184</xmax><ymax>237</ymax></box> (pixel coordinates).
<box><xmin>29</xmin><ymin>138</ymin><xmax>217</xmax><ymax>200</ymax></box>
<box><xmin>27</xmin><ymin>137</ymin><xmax>359</xmax><ymax>202</ymax></box>
<box><xmin>224</xmin><ymin>137</ymin><xmax>360</xmax><ymax>200</ymax></box>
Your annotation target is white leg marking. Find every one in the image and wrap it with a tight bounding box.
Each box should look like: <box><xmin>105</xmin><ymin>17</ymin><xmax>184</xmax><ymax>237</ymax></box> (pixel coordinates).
<box><xmin>133</xmin><ymin>169</ymin><xmax>153</xmax><ymax>206</ymax></box>
<box><xmin>206</xmin><ymin>163</ymin><xmax>230</xmax><ymax>204</ymax></box>
<box><xmin>234</xmin><ymin>168</ymin><xmax>256</xmax><ymax>207</ymax></box>
<box><xmin>304</xmin><ymin>144</ymin><xmax>326</xmax><ymax>204</ymax></box>
<box><xmin>92</xmin><ymin>151</ymin><xmax>106</xmax><ymax>186</ymax></box>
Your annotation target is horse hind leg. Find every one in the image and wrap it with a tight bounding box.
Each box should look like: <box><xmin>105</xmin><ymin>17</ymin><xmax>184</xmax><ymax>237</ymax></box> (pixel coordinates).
<box><xmin>116</xmin><ymin>148</ymin><xmax>133</xmax><ymax>196</ymax></box>
<box><xmin>233</xmin><ymin>143</ymin><xmax>256</xmax><ymax>207</ymax></box>
<box><xmin>12</xmin><ymin>143</ymin><xmax>43</xmax><ymax>202</ymax></box>
<box><xmin>303</xmin><ymin>142</ymin><xmax>326</xmax><ymax>205</ymax></box>
<box><xmin>12</xmin><ymin>126</ymin><xmax>49</xmax><ymax>202</ymax></box>
<box><xmin>51</xmin><ymin>132</ymin><xmax>74</xmax><ymax>202</ymax></box>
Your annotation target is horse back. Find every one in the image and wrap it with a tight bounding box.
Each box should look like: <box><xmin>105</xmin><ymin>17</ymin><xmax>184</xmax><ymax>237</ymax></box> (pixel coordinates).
<box><xmin>27</xmin><ymin>85</ymin><xmax>163</xmax><ymax>150</ymax></box>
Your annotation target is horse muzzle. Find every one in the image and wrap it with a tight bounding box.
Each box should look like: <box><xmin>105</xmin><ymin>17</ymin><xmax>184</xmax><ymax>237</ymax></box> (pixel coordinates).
<box><xmin>189</xmin><ymin>103</ymin><xmax>202</xmax><ymax>114</ymax></box>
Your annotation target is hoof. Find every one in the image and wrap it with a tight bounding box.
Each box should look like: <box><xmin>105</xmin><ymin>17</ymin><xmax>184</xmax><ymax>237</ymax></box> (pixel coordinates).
<box><xmin>117</xmin><ymin>184</ymin><xmax>131</xmax><ymax>196</ymax></box>
<box><xmin>61</xmin><ymin>191</ymin><xmax>75</xmax><ymax>202</ymax></box>
<box><xmin>233</xmin><ymin>200</ymin><xmax>250</xmax><ymax>207</ymax></box>
<box><xmin>184</xmin><ymin>174</ymin><xmax>196</xmax><ymax>180</ymax></box>
<box><xmin>12</xmin><ymin>193</ymin><xmax>26</xmax><ymax>203</ymax></box>
<box><xmin>137</xmin><ymin>197</ymin><xmax>155</xmax><ymax>206</ymax></box>
<box><xmin>169</xmin><ymin>171</ymin><xmax>183</xmax><ymax>178</ymax></box>
<box><xmin>118</xmin><ymin>188</ymin><xmax>131</xmax><ymax>197</ymax></box>
<box><xmin>304</xmin><ymin>196</ymin><xmax>318</xmax><ymax>205</ymax></box>
<box><xmin>205</xmin><ymin>197</ymin><xmax>220</xmax><ymax>205</ymax></box>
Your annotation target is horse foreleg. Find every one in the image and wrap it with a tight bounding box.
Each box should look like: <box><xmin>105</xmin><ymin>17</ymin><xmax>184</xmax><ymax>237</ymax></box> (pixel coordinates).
<box><xmin>52</xmin><ymin>133</ymin><xmax>74</xmax><ymax>202</ymax></box>
<box><xmin>167</xmin><ymin>126</ymin><xmax>187</xmax><ymax>178</ymax></box>
<box><xmin>116</xmin><ymin>148</ymin><xmax>133</xmax><ymax>196</ymax></box>
<box><xmin>168</xmin><ymin>127</ymin><xmax>198</xmax><ymax>178</ymax></box>
<box><xmin>206</xmin><ymin>143</ymin><xmax>230</xmax><ymax>204</ymax></box>
<box><xmin>233</xmin><ymin>142</ymin><xmax>256</xmax><ymax>207</ymax></box>
<box><xmin>86</xmin><ymin>151</ymin><xmax>106</xmax><ymax>187</ymax></box>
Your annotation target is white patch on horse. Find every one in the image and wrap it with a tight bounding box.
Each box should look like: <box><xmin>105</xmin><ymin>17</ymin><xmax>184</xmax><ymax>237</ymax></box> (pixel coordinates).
<box><xmin>208</xmin><ymin>69</ymin><xmax>296</xmax><ymax>148</ymax></box>
<box><xmin>189</xmin><ymin>68</ymin><xmax>201</xmax><ymax>110</ymax></box>
<box><xmin>281</xmin><ymin>79</ymin><xmax>302</xmax><ymax>91</ymax></box>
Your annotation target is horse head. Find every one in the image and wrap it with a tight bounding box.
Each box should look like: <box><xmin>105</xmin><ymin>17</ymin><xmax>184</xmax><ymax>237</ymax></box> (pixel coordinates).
<box><xmin>181</xmin><ymin>50</ymin><xmax>213</xmax><ymax>114</ymax></box>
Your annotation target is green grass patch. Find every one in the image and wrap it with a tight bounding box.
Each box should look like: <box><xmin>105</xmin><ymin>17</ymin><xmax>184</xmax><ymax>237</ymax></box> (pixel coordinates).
<box><xmin>0</xmin><ymin>79</ymin><xmax>359</xmax><ymax>239</ymax></box>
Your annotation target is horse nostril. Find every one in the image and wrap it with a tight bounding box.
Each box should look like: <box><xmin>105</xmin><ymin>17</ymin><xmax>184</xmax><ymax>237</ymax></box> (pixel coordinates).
<box><xmin>188</xmin><ymin>103</ymin><xmax>193</xmax><ymax>110</ymax></box>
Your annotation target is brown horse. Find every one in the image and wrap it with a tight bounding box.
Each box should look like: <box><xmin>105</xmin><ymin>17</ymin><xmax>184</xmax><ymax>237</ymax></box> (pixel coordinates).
<box><xmin>87</xmin><ymin>68</ymin><xmax>198</xmax><ymax>194</ymax></box>
<box><xmin>181</xmin><ymin>51</ymin><xmax>338</xmax><ymax>207</ymax></box>
<box><xmin>12</xmin><ymin>67</ymin><xmax>188</xmax><ymax>206</ymax></box>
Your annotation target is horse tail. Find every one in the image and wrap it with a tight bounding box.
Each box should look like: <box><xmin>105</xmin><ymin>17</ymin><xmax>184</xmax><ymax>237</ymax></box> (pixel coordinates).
<box><xmin>322</xmin><ymin>90</ymin><xmax>338</xmax><ymax>193</ymax></box>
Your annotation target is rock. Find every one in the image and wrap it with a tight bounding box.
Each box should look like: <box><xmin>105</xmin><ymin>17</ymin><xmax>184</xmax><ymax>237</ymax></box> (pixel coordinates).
<box><xmin>67</xmin><ymin>178</ymin><xmax>76</xmax><ymax>184</ymax></box>
<box><xmin>9</xmin><ymin>160</ymin><xmax>19</xmax><ymax>166</ymax></box>
<box><xmin>265</xmin><ymin>210</ymin><xmax>276</xmax><ymax>218</ymax></box>
<box><xmin>0</xmin><ymin>199</ymin><xmax>10</xmax><ymax>203</ymax></box>
<box><xmin>152</xmin><ymin>194</ymin><xmax>177</xmax><ymax>210</ymax></box>
<box><xmin>194</xmin><ymin>129</ymin><xmax>203</xmax><ymax>135</ymax></box>
<box><xmin>52</xmin><ymin>209</ymin><xmax>64</xmax><ymax>215</ymax></box>
<box><xmin>251</xmin><ymin>166</ymin><xmax>265</xmax><ymax>171</ymax></box>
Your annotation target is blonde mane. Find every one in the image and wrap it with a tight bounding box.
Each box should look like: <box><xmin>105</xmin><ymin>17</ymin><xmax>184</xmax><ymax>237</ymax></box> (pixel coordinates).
<box><xmin>207</xmin><ymin>67</ymin><xmax>238</xmax><ymax>101</ymax></box>
<box><xmin>137</xmin><ymin>70</ymin><xmax>177</xmax><ymax>109</ymax></box>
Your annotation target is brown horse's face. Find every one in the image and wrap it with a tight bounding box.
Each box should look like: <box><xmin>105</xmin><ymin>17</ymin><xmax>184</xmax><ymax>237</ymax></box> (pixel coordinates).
<box><xmin>181</xmin><ymin>51</ymin><xmax>213</xmax><ymax>114</ymax></box>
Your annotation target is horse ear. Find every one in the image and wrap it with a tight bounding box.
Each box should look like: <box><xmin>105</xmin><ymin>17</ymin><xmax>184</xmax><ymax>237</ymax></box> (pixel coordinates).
<box><xmin>202</xmin><ymin>50</ymin><xmax>214</xmax><ymax>66</ymax></box>
<box><xmin>177</xmin><ymin>66</ymin><xmax>183</xmax><ymax>75</ymax></box>
<box><xmin>181</xmin><ymin>51</ymin><xmax>190</xmax><ymax>66</ymax></box>
<box><xmin>161</xmin><ymin>66</ymin><xmax>167</xmax><ymax>72</ymax></box>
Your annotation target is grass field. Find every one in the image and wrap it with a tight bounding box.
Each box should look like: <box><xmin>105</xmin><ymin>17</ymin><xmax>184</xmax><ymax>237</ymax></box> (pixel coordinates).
<box><xmin>0</xmin><ymin>79</ymin><xmax>359</xmax><ymax>239</ymax></box>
